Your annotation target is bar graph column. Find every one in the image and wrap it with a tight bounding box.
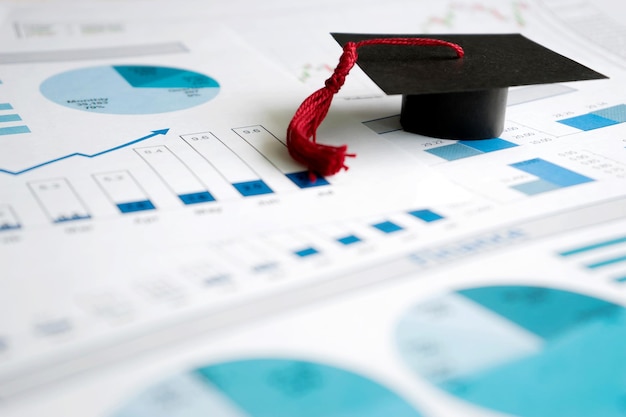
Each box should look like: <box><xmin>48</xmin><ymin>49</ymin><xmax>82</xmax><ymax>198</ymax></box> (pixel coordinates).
<box><xmin>0</xmin><ymin>205</ymin><xmax>21</xmax><ymax>231</ymax></box>
<box><xmin>28</xmin><ymin>178</ymin><xmax>91</xmax><ymax>223</ymax></box>
<box><xmin>233</xmin><ymin>125</ymin><xmax>329</xmax><ymax>188</ymax></box>
<box><xmin>93</xmin><ymin>171</ymin><xmax>156</xmax><ymax>213</ymax></box>
<box><xmin>509</xmin><ymin>158</ymin><xmax>594</xmax><ymax>196</ymax></box>
<box><xmin>181</xmin><ymin>132</ymin><xmax>273</xmax><ymax>197</ymax></box>
<box><xmin>134</xmin><ymin>145</ymin><xmax>215</xmax><ymax>205</ymax></box>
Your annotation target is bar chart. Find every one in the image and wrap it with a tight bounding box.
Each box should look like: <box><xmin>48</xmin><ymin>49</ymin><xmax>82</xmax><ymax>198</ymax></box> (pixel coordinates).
<box><xmin>181</xmin><ymin>132</ymin><xmax>274</xmax><ymax>197</ymax></box>
<box><xmin>558</xmin><ymin>104</ymin><xmax>626</xmax><ymax>131</ymax></box>
<box><xmin>28</xmin><ymin>178</ymin><xmax>91</xmax><ymax>223</ymax></box>
<box><xmin>93</xmin><ymin>171</ymin><xmax>157</xmax><ymax>214</ymax></box>
<box><xmin>509</xmin><ymin>158</ymin><xmax>594</xmax><ymax>196</ymax></box>
<box><xmin>558</xmin><ymin>234</ymin><xmax>626</xmax><ymax>283</ymax></box>
<box><xmin>135</xmin><ymin>145</ymin><xmax>216</xmax><ymax>205</ymax></box>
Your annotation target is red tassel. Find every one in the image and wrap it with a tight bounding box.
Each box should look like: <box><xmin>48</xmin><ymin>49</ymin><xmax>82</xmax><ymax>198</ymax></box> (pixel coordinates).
<box><xmin>286</xmin><ymin>37</ymin><xmax>464</xmax><ymax>177</ymax></box>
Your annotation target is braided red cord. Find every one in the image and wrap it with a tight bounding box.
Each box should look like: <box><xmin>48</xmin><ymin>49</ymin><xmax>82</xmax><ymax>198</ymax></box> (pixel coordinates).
<box><xmin>286</xmin><ymin>37</ymin><xmax>464</xmax><ymax>177</ymax></box>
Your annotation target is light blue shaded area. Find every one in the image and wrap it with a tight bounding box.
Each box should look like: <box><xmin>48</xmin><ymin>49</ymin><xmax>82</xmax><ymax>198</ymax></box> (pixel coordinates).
<box><xmin>195</xmin><ymin>358</ymin><xmax>424</xmax><ymax>417</ymax></box>
<box><xmin>425</xmin><ymin>143</ymin><xmax>483</xmax><ymax>161</ymax></box>
<box><xmin>53</xmin><ymin>213</ymin><xmax>91</xmax><ymax>223</ymax></box>
<box><xmin>117</xmin><ymin>200</ymin><xmax>156</xmax><ymax>213</ymax></box>
<box><xmin>0</xmin><ymin>223</ymin><xmax>20</xmax><ymax>231</ymax></box>
<box><xmin>114</xmin><ymin>65</ymin><xmax>219</xmax><ymax>89</ymax></box>
<box><xmin>510</xmin><ymin>158</ymin><xmax>594</xmax><ymax>187</ymax></box>
<box><xmin>179</xmin><ymin>191</ymin><xmax>216</xmax><ymax>205</ymax></box>
<box><xmin>460</xmin><ymin>138</ymin><xmax>518</xmax><ymax>153</ymax></box>
<box><xmin>0</xmin><ymin>114</ymin><xmax>21</xmax><ymax>122</ymax></box>
<box><xmin>591</xmin><ymin>104</ymin><xmax>626</xmax><ymax>123</ymax></box>
<box><xmin>458</xmin><ymin>286</ymin><xmax>622</xmax><ymax>340</ymax></box>
<box><xmin>294</xmin><ymin>247</ymin><xmax>319</xmax><ymax>257</ymax></box>
<box><xmin>0</xmin><ymin>125</ymin><xmax>30</xmax><ymax>135</ymax></box>
<box><xmin>558</xmin><ymin>113</ymin><xmax>619</xmax><ymax>131</ymax></box>
<box><xmin>40</xmin><ymin>65</ymin><xmax>219</xmax><ymax>115</ymax></box>
<box><xmin>0</xmin><ymin>103</ymin><xmax>13</xmax><ymax>110</ymax></box>
<box><xmin>407</xmin><ymin>209</ymin><xmax>444</xmax><ymax>223</ymax></box>
<box><xmin>285</xmin><ymin>171</ymin><xmax>330</xmax><ymax>188</ymax></box>
<box><xmin>559</xmin><ymin>235</ymin><xmax>626</xmax><ymax>257</ymax></box>
<box><xmin>337</xmin><ymin>235</ymin><xmax>361</xmax><ymax>245</ymax></box>
<box><xmin>586</xmin><ymin>254</ymin><xmax>626</xmax><ymax>269</ymax></box>
<box><xmin>439</xmin><ymin>311</ymin><xmax>626</xmax><ymax>417</ymax></box>
<box><xmin>112</xmin><ymin>372</ymin><xmax>246</xmax><ymax>417</ymax></box>
<box><xmin>233</xmin><ymin>180</ymin><xmax>273</xmax><ymax>197</ymax></box>
<box><xmin>616</xmin><ymin>276</ymin><xmax>626</xmax><ymax>283</ymax></box>
<box><xmin>372</xmin><ymin>220</ymin><xmax>403</xmax><ymax>234</ymax></box>
<box><xmin>510</xmin><ymin>179</ymin><xmax>561</xmax><ymax>196</ymax></box>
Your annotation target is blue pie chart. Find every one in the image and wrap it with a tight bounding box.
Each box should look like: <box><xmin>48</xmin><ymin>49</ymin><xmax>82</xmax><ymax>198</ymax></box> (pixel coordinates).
<box><xmin>40</xmin><ymin>65</ymin><xmax>220</xmax><ymax>114</ymax></box>
<box><xmin>111</xmin><ymin>358</ymin><xmax>423</xmax><ymax>417</ymax></box>
<box><xmin>396</xmin><ymin>285</ymin><xmax>626</xmax><ymax>417</ymax></box>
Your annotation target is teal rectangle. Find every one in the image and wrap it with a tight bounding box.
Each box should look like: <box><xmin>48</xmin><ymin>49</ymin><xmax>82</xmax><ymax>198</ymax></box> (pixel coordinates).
<box><xmin>510</xmin><ymin>158</ymin><xmax>594</xmax><ymax>187</ymax></box>
<box><xmin>0</xmin><ymin>103</ymin><xmax>13</xmax><ymax>110</ymax></box>
<box><xmin>592</xmin><ymin>104</ymin><xmax>626</xmax><ymax>123</ymax></box>
<box><xmin>0</xmin><ymin>125</ymin><xmax>30</xmax><ymax>135</ymax></box>
<box><xmin>559</xmin><ymin>236</ymin><xmax>626</xmax><ymax>257</ymax></box>
<box><xmin>558</xmin><ymin>113</ymin><xmax>618</xmax><ymax>131</ymax></box>
<box><xmin>586</xmin><ymin>254</ymin><xmax>626</xmax><ymax>269</ymax></box>
<box><xmin>425</xmin><ymin>143</ymin><xmax>483</xmax><ymax>161</ymax></box>
<box><xmin>460</xmin><ymin>138</ymin><xmax>518</xmax><ymax>153</ymax></box>
<box><xmin>510</xmin><ymin>179</ymin><xmax>561</xmax><ymax>196</ymax></box>
<box><xmin>0</xmin><ymin>114</ymin><xmax>21</xmax><ymax>122</ymax></box>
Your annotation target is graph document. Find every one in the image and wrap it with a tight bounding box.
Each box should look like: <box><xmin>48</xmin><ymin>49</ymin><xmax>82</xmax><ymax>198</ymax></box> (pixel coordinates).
<box><xmin>1</xmin><ymin>1</ymin><xmax>626</xmax><ymax>416</ymax></box>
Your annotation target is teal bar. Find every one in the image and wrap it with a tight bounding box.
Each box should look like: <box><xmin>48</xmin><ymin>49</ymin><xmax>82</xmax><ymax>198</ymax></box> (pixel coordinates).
<box><xmin>0</xmin><ymin>125</ymin><xmax>30</xmax><ymax>135</ymax></box>
<box><xmin>559</xmin><ymin>236</ymin><xmax>626</xmax><ymax>257</ymax></box>
<box><xmin>0</xmin><ymin>103</ymin><xmax>13</xmax><ymax>110</ymax></box>
<box><xmin>586</xmin><ymin>254</ymin><xmax>626</xmax><ymax>269</ymax></box>
<box><xmin>0</xmin><ymin>114</ymin><xmax>21</xmax><ymax>122</ymax></box>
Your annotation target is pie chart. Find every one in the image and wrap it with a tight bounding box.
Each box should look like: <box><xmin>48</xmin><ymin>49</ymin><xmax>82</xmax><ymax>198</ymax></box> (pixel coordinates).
<box><xmin>395</xmin><ymin>285</ymin><xmax>626</xmax><ymax>417</ymax></box>
<box><xmin>111</xmin><ymin>358</ymin><xmax>423</xmax><ymax>417</ymax></box>
<box><xmin>40</xmin><ymin>65</ymin><xmax>220</xmax><ymax>114</ymax></box>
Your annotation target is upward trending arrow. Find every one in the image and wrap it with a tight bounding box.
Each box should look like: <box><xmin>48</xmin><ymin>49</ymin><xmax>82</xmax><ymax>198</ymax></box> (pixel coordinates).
<box><xmin>0</xmin><ymin>129</ymin><xmax>170</xmax><ymax>175</ymax></box>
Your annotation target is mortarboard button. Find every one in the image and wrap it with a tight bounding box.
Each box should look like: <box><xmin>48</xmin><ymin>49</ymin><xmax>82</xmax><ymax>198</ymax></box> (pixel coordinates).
<box><xmin>332</xmin><ymin>33</ymin><xmax>607</xmax><ymax>140</ymax></box>
<box><xmin>286</xmin><ymin>33</ymin><xmax>606</xmax><ymax>177</ymax></box>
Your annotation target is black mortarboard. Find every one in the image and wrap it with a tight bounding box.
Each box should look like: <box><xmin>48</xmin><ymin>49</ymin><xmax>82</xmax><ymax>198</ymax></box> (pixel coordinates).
<box><xmin>332</xmin><ymin>33</ymin><xmax>607</xmax><ymax>139</ymax></box>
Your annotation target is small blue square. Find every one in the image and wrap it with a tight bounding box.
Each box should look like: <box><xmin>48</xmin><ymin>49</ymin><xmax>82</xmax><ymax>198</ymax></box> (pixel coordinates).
<box><xmin>285</xmin><ymin>171</ymin><xmax>330</xmax><ymax>188</ymax></box>
<box><xmin>337</xmin><ymin>235</ymin><xmax>361</xmax><ymax>245</ymax></box>
<box><xmin>372</xmin><ymin>221</ymin><xmax>403</xmax><ymax>234</ymax></box>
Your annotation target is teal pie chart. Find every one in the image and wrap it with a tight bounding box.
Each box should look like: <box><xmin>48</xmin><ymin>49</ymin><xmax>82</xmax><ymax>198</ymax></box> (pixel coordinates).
<box><xmin>111</xmin><ymin>358</ymin><xmax>423</xmax><ymax>417</ymax></box>
<box><xmin>396</xmin><ymin>285</ymin><xmax>626</xmax><ymax>417</ymax></box>
<box><xmin>40</xmin><ymin>65</ymin><xmax>220</xmax><ymax>114</ymax></box>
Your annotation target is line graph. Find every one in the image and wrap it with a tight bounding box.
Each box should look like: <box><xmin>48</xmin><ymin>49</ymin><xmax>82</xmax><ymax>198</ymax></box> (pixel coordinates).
<box><xmin>0</xmin><ymin>129</ymin><xmax>169</xmax><ymax>175</ymax></box>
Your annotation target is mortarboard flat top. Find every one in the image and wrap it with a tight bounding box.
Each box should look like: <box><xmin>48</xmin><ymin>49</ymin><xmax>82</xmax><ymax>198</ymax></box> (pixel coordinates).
<box><xmin>331</xmin><ymin>33</ymin><xmax>607</xmax><ymax>139</ymax></box>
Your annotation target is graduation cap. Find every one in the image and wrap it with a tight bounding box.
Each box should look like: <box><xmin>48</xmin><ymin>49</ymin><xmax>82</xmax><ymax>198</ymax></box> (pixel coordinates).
<box><xmin>286</xmin><ymin>33</ymin><xmax>607</xmax><ymax>177</ymax></box>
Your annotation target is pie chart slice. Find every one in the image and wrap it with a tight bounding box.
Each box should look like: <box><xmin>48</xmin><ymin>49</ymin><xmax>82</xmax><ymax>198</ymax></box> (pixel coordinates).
<box><xmin>396</xmin><ymin>285</ymin><xmax>626</xmax><ymax>417</ymax></box>
<box><xmin>40</xmin><ymin>65</ymin><xmax>220</xmax><ymax>114</ymax></box>
<box><xmin>111</xmin><ymin>358</ymin><xmax>424</xmax><ymax>417</ymax></box>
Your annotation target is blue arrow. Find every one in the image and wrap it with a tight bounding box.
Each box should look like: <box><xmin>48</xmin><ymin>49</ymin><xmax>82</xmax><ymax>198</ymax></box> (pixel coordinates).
<box><xmin>0</xmin><ymin>129</ymin><xmax>169</xmax><ymax>175</ymax></box>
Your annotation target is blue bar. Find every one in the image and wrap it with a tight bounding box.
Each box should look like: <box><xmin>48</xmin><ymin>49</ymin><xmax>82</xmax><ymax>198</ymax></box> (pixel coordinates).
<box><xmin>0</xmin><ymin>125</ymin><xmax>30</xmax><ymax>135</ymax></box>
<box><xmin>0</xmin><ymin>114</ymin><xmax>21</xmax><ymax>123</ymax></box>
<box><xmin>337</xmin><ymin>234</ymin><xmax>361</xmax><ymax>245</ymax></box>
<box><xmin>558</xmin><ymin>113</ymin><xmax>618</xmax><ymax>131</ymax></box>
<box><xmin>372</xmin><ymin>220</ymin><xmax>404</xmax><ymax>234</ymax></box>
<box><xmin>591</xmin><ymin>104</ymin><xmax>626</xmax><ymax>123</ymax></box>
<box><xmin>294</xmin><ymin>247</ymin><xmax>319</xmax><ymax>257</ymax></box>
<box><xmin>586</xmin><ymin>254</ymin><xmax>626</xmax><ymax>269</ymax></box>
<box><xmin>616</xmin><ymin>276</ymin><xmax>626</xmax><ymax>283</ymax></box>
<box><xmin>460</xmin><ymin>138</ymin><xmax>518</xmax><ymax>153</ymax></box>
<box><xmin>179</xmin><ymin>191</ymin><xmax>215</xmax><ymax>205</ymax></box>
<box><xmin>53</xmin><ymin>214</ymin><xmax>91</xmax><ymax>223</ymax></box>
<box><xmin>425</xmin><ymin>143</ymin><xmax>483</xmax><ymax>161</ymax></box>
<box><xmin>0</xmin><ymin>103</ymin><xmax>12</xmax><ymax>110</ymax></box>
<box><xmin>117</xmin><ymin>200</ymin><xmax>156</xmax><ymax>213</ymax></box>
<box><xmin>510</xmin><ymin>179</ymin><xmax>561</xmax><ymax>196</ymax></box>
<box><xmin>233</xmin><ymin>180</ymin><xmax>273</xmax><ymax>196</ymax></box>
<box><xmin>408</xmin><ymin>209</ymin><xmax>445</xmax><ymax>223</ymax></box>
<box><xmin>559</xmin><ymin>236</ymin><xmax>626</xmax><ymax>257</ymax></box>
<box><xmin>0</xmin><ymin>223</ymin><xmax>20</xmax><ymax>231</ymax></box>
<box><xmin>285</xmin><ymin>171</ymin><xmax>330</xmax><ymax>188</ymax></box>
<box><xmin>510</xmin><ymin>158</ymin><xmax>594</xmax><ymax>187</ymax></box>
